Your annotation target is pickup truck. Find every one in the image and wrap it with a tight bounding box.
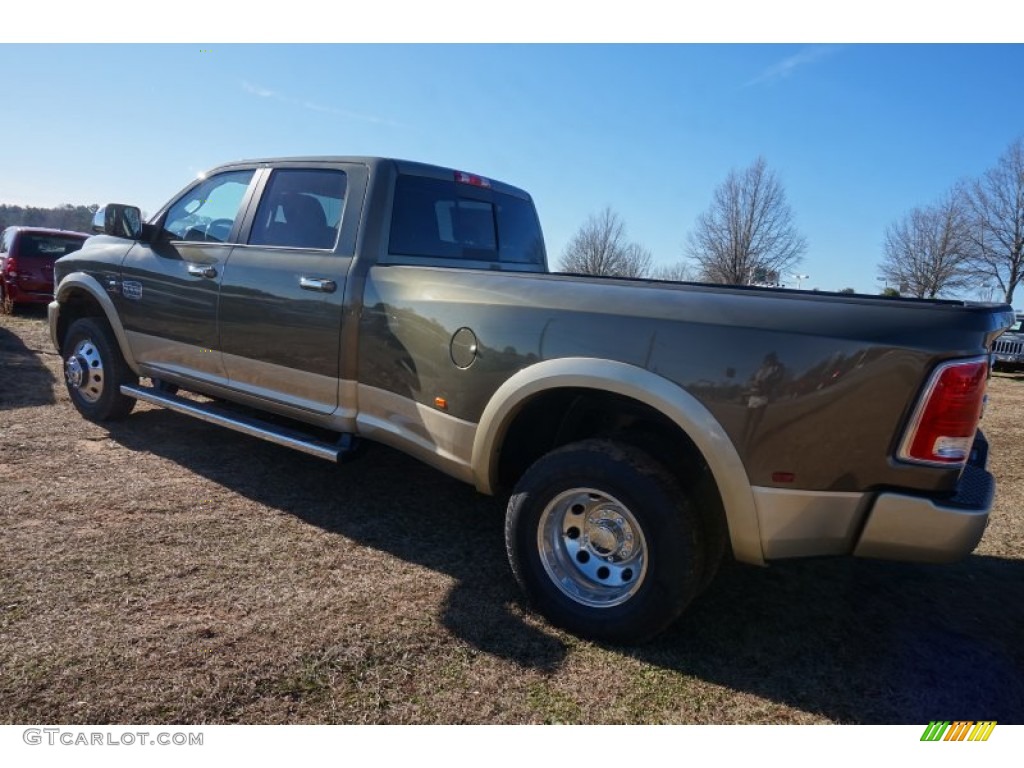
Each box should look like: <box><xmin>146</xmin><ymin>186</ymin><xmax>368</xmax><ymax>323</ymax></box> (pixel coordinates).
<box><xmin>49</xmin><ymin>156</ymin><xmax>1015</xmax><ymax>643</ymax></box>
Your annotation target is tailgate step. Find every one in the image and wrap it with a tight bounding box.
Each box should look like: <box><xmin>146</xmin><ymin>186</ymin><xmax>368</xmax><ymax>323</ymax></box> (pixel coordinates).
<box><xmin>120</xmin><ymin>384</ymin><xmax>356</xmax><ymax>462</ymax></box>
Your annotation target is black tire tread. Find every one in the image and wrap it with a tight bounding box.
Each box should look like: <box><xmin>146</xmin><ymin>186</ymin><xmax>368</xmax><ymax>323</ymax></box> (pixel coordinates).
<box><xmin>62</xmin><ymin>317</ymin><xmax>137</xmax><ymax>422</ymax></box>
<box><xmin>505</xmin><ymin>438</ymin><xmax>705</xmax><ymax>644</ymax></box>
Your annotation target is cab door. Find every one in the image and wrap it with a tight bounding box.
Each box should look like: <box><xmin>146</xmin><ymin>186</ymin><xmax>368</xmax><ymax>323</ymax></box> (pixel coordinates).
<box><xmin>217</xmin><ymin>163</ymin><xmax>366</xmax><ymax>415</ymax></box>
<box><xmin>118</xmin><ymin>168</ymin><xmax>257</xmax><ymax>385</ymax></box>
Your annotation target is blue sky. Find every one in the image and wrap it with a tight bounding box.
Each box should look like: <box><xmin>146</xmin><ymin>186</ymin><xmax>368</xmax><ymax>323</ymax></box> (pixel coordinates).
<box><xmin>2</xmin><ymin>42</ymin><xmax>1022</xmax><ymax>297</ymax></box>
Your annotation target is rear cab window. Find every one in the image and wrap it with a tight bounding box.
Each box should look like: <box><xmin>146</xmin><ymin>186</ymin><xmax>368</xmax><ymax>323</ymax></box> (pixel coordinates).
<box><xmin>388</xmin><ymin>173</ymin><xmax>546</xmax><ymax>271</ymax></box>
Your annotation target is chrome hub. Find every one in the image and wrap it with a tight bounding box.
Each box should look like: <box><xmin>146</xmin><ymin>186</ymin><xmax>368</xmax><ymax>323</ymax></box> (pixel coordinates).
<box><xmin>537</xmin><ymin>488</ymin><xmax>648</xmax><ymax>608</ymax></box>
<box><xmin>65</xmin><ymin>355</ymin><xmax>85</xmax><ymax>389</ymax></box>
<box><xmin>583</xmin><ymin>508</ymin><xmax>635</xmax><ymax>559</ymax></box>
<box><xmin>65</xmin><ymin>339</ymin><xmax>105</xmax><ymax>404</ymax></box>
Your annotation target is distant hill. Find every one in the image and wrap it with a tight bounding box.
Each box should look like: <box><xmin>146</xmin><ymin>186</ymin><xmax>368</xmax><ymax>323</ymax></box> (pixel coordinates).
<box><xmin>0</xmin><ymin>204</ymin><xmax>99</xmax><ymax>234</ymax></box>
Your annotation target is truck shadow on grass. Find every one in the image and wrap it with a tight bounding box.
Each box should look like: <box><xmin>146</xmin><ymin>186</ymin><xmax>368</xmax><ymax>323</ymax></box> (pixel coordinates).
<box><xmin>105</xmin><ymin>410</ymin><xmax>569</xmax><ymax>672</ymax></box>
<box><xmin>0</xmin><ymin>320</ymin><xmax>56</xmax><ymax>410</ymax></box>
<box><xmin>107</xmin><ymin>410</ymin><xmax>1024</xmax><ymax>723</ymax></box>
<box><xmin>655</xmin><ymin>555</ymin><xmax>1024</xmax><ymax>723</ymax></box>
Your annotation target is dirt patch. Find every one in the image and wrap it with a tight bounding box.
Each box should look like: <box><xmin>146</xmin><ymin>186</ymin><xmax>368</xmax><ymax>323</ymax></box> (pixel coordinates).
<box><xmin>2</xmin><ymin>311</ymin><xmax>1022</xmax><ymax>723</ymax></box>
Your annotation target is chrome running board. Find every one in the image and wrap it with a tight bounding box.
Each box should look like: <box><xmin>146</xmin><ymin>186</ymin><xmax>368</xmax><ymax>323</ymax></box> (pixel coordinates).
<box><xmin>120</xmin><ymin>384</ymin><xmax>356</xmax><ymax>462</ymax></box>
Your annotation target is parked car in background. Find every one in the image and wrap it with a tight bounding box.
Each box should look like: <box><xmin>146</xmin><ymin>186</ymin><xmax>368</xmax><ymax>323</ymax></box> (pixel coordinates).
<box><xmin>1</xmin><ymin>226</ymin><xmax>90</xmax><ymax>312</ymax></box>
<box><xmin>992</xmin><ymin>313</ymin><xmax>1024</xmax><ymax>371</ymax></box>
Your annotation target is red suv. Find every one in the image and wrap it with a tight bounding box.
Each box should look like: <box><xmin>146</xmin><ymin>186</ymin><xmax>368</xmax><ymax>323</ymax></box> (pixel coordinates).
<box><xmin>1</xmin><ymin>227</ymin><xmax>90</xmax><ymax>312</ymax></box>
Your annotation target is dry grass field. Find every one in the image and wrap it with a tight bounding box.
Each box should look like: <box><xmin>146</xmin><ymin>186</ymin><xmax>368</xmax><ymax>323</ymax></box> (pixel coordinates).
<box><xmin>2</xmin><ymin>309</ymin><xmax>1022</xmax><ymax>724</ymax></box>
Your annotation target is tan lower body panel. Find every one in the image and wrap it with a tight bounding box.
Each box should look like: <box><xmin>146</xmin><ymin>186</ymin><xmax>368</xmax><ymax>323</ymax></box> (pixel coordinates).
<box><xmin>752</xmin><ymin>486</ymin><xmax>868</xmax><ymax>559</ymax></box>
<box><xmin>126</xmin><ymin>330</ymin><xmax>358</xmax><ymax>432</ymax></box>
<box><xmin>356</xmin><ymin>384</ymin><xmax>477</xmax><ymax>485</ymax></box>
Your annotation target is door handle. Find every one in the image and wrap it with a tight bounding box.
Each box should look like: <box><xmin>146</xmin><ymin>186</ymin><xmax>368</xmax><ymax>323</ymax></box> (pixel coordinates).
<box><xmin>187</xmin><ymin>264</ymin><xmax>218</xmax><ymax>278</ymax></box>
<box><xmin>299</xmin><ymin>277</ymin><xmax>337</xmax><ymax>293</ymax></box>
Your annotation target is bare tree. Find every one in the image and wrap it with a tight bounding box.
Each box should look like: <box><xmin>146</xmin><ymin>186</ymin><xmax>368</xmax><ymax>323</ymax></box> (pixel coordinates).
<box><xmin>966</xmin><ymin>136</ymin><xmax>1024</xmax><ymax>304</ymax></box>
<box><xmin>879</xmin><ymin>189</ymin><xmax>974</xmax><ymax>299</ymax></box>
<box><xmin>558</xmin><ymin>207</ymin><xmax>653</xmax><ymax>278</ymax></box>
<box><xmin>651</xmin><ymin>260</ymin><xmax>696</xmax><ymax>282</ymax></box>
<box><xmin>686</xmin><ymin>157</ymin><xmax>806</xmax><ymax>284</ymax></box>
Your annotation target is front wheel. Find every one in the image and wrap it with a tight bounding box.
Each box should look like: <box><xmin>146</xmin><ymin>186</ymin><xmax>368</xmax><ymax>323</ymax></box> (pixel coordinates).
<box><xmin>62</xmin><ymin>317</ymin><xmax>137</xmax><ymax>422</ymax></box>
<box><xmin>505</xmin><ymin>439</ymin><xmax>705</xmax><ymax>644</ymax></box>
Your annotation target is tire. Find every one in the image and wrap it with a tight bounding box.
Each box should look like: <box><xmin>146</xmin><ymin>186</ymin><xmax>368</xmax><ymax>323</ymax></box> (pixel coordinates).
<box><xmin>0</xmin><ymin>283</ymin><xmax>14</xmax><ymax>315</ymax></box>
<box><xmin>62</xmin><ymin>317</ymin><xmax>137</xmax><ymax>422</ymax></box>
<box><xmin>505</xmin><ymin>439</ymin><xmax>705</xmax><ymax>644</ymax></box>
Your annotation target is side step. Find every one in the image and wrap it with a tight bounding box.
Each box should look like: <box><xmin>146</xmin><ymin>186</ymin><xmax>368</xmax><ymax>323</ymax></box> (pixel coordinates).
<box><xmin>120</xmin><ymin>384</ymin><xmax>356</xmax><ymax>463</ymax></box>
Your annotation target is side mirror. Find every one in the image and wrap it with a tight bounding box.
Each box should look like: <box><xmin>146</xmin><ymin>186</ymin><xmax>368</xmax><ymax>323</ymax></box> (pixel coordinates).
<box><xmin>93</xmin><ymin>204</ymin><xmax>143</xmax><ymax>239</ymax></box>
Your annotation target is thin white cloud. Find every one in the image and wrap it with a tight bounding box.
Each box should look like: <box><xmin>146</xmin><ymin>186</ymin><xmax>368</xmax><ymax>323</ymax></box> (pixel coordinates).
<box><xmin>745</xmin><ymin>45</ymin><xmax>840</xmax><ymax>87</ymax></box>
<box><xmin>241</xmin><ymin>81</ymin><xmax>401</xmax><ymax>127</ymax></box>
<box><xmin>242</xmin><ymin>80</ymin><xmax>276</xmax><ymax>98</ymax></box>
<box><xmin>301</xmin><ymin>100</ymin><xmax>403</xmax><ymax>127</ymax></box>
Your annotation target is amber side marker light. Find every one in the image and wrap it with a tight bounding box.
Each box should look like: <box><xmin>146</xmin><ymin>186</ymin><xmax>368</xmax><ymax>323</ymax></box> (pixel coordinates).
<box><xmin>898</xmin><ymin>357</ymin><xmax>989</xmax><ymax>466</ymax></box>
<box><xmin>434</xmin><ymin>397</ymin><xmax>448</xmax><ymax>411</ymax></box>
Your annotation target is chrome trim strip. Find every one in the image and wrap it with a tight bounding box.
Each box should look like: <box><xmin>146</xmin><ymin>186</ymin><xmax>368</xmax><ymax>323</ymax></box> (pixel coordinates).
<box><xmin>120</xmin><ymin>384</ymin><xmax>343</xmax><ymax>462</ymax></box>
<box><xmin>752</xmin><ymin>486</ymin><xmax>867</xmax><ymax>559</ymax></box>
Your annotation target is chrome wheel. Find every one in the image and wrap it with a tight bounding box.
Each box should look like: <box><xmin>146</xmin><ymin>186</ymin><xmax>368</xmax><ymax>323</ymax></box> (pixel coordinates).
<box><xmin>65</xmin><ymin>338</ymin><xmax>105</xmax><ymax>404</ymax></box>
<box><xmin>537</xmin><ymin>487</ymin><xmax>648</xmax><ymax>608</ymax></box>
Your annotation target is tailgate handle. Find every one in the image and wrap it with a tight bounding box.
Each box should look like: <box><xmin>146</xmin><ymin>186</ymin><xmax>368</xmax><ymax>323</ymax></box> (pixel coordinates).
<box><xmin>299</xmin><ymin>277</ymin><xmax>337</xmax><ymax>293</ymax></box>
<box><xmin>187</xmin><ymin>263</ymin><xmax>218</xmax><ymax>279</ymax></box>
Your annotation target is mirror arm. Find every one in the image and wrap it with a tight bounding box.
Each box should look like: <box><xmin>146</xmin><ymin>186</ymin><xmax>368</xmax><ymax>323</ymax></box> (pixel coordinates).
<box><xmin>140</xmin><ymin>222</ymin><xmax>159</xmax><ymax>242</ymax></box>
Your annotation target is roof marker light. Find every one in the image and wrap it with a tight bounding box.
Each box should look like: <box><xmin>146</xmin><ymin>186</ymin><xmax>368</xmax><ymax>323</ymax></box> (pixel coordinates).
<box><xmin>454</xmin><ymin>171</ymin><xmax>491</xmax><ymax>188</ymax></box>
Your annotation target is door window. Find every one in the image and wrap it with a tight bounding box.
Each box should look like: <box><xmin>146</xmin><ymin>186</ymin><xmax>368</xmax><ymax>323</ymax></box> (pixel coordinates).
<box><xmin>248</xmin><ymin>168</ymin><xmax>347</xmax><ymax>250</ymax></box>
<box><xmin>161</xmin><ymin>170</ymin><xmax>255</xmax><ymax>243</ymax></box>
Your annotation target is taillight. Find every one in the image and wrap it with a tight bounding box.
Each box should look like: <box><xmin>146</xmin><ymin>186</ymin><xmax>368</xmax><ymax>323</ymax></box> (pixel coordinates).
<box><xmin>3</xmin><ymin>256</ymin><xmax>17</xmax><ymax>277</ymax></box>
<box><xmin>898</xmin><ymin>357</ymin><xmax>989</xmax><ymax>465</ymax></box>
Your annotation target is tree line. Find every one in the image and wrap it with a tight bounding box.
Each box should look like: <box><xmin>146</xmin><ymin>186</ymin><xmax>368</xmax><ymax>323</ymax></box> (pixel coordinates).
<box><xmin>559</xmin><ymin>136</ymin><xmax>1024</xmax><ymax>304</ymax></box>
<box><xmin>879</xmin><ymin>138</ymin><xmax>1024</xmax><ymax>303</ymax></box>
<box><xmin>0</xmin><ymin>204</ymin><xmax>99</xmax><ymax>235</ymax></box>
<box><xmin>558</xmin><ymin>157</ymin><xmax>808</xmax><ymax>288</ymax></box>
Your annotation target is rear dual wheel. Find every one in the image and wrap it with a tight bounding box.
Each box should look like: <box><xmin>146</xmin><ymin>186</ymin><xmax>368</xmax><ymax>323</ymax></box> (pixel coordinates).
<box><xmin>505</xmin><ymin>439</ymin><xmax>710</xmax><ymax>644</ymax></box>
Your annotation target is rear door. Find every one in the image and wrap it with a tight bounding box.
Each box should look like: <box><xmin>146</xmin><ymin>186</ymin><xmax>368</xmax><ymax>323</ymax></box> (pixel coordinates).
<box><xmin>217</xmin><ymin>162</ymin><xmax>367</xmax><ymax>415</ymax></box>
<box><xmin>118</xmin><ymin>168</ymin><xmax>258</xmax><ymax>384</ymax></box>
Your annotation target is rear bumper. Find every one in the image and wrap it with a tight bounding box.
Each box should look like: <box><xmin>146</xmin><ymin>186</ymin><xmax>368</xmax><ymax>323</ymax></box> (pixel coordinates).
<box><xmin>752</xmin><ymin>432</ymin><xmax>994</xmax><ymax>564</ymax></box>
<box><xmin>853</xmin><ymin>463</ymin><xmax>994</xmax><ymax>563</ymax></box>
<box><xmin>48</xmin><ymin>300</ymin><xmax>61</xmax><ymax>352</ymax></box>
<box><xmin>3</xmin><ymin>280</ymin><xmax>53</xmax><ymax>305</ymax></box>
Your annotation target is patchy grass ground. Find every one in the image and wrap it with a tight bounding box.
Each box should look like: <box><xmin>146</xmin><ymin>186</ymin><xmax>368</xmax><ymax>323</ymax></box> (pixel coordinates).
<box><xmin>2</xmin><ymin>309</ymin><xmax>1022</xmax><ymax>724</ymax></box>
